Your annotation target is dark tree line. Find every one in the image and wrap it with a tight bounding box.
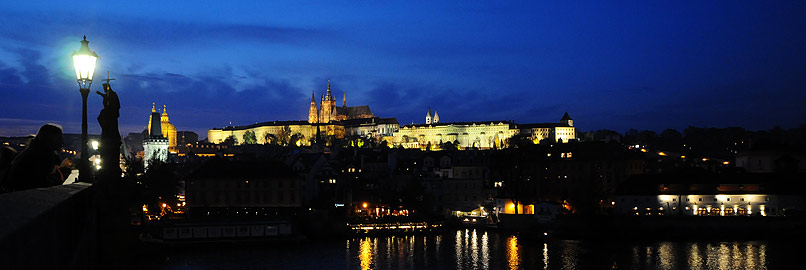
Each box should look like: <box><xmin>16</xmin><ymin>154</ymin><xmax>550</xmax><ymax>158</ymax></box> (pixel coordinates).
<box><xmin>587</xmin><ymin>125</ymin><xmax>806</xmax><ymax>156</ymax></box>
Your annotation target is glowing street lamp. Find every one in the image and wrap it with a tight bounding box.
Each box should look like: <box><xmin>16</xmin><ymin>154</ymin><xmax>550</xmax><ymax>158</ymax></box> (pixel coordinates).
<box><xmin>72</xmin><ymin>36</ymin><xmax>99</xmax><ymax>183</ymax></box>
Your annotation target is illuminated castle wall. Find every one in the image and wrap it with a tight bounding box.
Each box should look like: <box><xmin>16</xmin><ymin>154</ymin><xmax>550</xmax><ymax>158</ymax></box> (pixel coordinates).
<box><xmin>392</xmin><ymin>111</ymin><xmax>576</xmax><ymax>149</ymax></box>
<box><xmin>207</xmin><ymin>121</ymin><xmax>327</xmax><ymax>146</ymax></box>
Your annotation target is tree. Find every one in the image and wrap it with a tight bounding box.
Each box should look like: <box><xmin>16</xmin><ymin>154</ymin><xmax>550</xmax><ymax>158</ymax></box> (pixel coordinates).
<box><xmin>222</xmin><ymin>135</ymin><xmax>237</xmax><ymax>146</ymax></box>
<box><xmin>278</xmin><ymin>126</ymin><xmax>292</xmax><ymax>146</ymax></box>
<box><xmin>242</xmin><ymin>130</ymin><xmax>257</xmax><ymax>144</ymax></box>
<box><xmin>289</xmin><ymin>133</ymin><xmax>305</xmax><ymax>147</ymax></box>
<box><xmin>659</xmin><ymin>129</ymin><xmax>683</xmax><ymax>151</ymax></box>
<box><xmin>138</xmin><ymin>160</ymin><xmax>181</xmax><ymax>217</ymax></box>
<box><xmin>263</xmin><ymin>133</ymin><xmax>278</xmax><ymax>145</ymax></box>
<box><xmin>440</xmin><ymin>141</ymin><xmax>457</xmax><ymax>151</ymax></box>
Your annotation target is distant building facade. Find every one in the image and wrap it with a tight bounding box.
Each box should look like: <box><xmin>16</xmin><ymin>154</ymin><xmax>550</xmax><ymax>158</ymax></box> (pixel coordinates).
<box><xmin>392</xmin><ymin>111</ymin><xmax>576</xmax><ymax>149</ymax></box>
<box><xmin>518</xmin><ymin>112</ymin><xmax>576</xmax><ymax>143</ymax></box>
<box><xmin>208</xmin><ymin>121</ymin><xmax>321</xmax><ymax>146</ymax></box>
<box><xmin>185</xmin><ymin>159</ymin><xmax>304</xmax><ymax>218</ymax></box>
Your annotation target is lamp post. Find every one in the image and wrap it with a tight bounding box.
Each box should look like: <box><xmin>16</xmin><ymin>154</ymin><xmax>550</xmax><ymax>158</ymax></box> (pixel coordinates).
<box><xmin>72</xmin><ymin>36</ymin><xmax>99</xmax><ymax>183</ymax></box>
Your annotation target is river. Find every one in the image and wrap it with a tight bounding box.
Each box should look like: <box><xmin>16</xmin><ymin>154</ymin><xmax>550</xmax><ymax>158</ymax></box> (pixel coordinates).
<box><xmin>144</xmin><ymin>229</ymin><xmax>802</xmax><ymax>269</ymax></box>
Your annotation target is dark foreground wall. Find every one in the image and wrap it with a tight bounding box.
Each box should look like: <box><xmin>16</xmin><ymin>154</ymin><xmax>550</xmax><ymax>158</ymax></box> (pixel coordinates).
<box><xmin>0</xmin><ymin>183</ymin><xmax>95</xmax><ymax>270</ymax></box>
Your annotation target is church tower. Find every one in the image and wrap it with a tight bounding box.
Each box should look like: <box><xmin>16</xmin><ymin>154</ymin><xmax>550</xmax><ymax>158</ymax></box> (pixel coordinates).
<box><xmin>143</xmin><ymin>103</ymin><xmax>169</xmax><ymax>170</ymax></box>
<box><xmin>561</xmin><ymin>112</ymin><xmax>573</xmax><ymax>127</ymax></box>
<box><xmin>425</xmin><ymin>107</ymin><xmax>432</xmax><ymax>124</ymax></box>
<box><xmin>320</xmin><ymin>80</ymin><xmax>336</xmax><ymax>123</ymax></box>
<box><xmin>308</xmin><ymin>91</ymin><xmax>318</xmax><ymax>123</ymax></box>
<box><xmin>160</xmin><ymin>105</ymin><xmax>178</xmax><ymax>148</ymax></box>
<box><xmin>433</xmin><ymin>109</ymin><xmax>439</xmax><ymax>123</ymax></box>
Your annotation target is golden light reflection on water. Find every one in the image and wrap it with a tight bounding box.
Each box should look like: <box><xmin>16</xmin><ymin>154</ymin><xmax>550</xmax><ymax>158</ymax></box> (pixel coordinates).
<box><xmin>359</xmin><ymin>237</ymin><xmax>373</xmax><ymax>270</ymax></box>
<box><xmin>506</xmin><ymin>235</ymin><xmax>520</xmax><ymax>270</ymax></box>
<box><xmin>346</xmin><ymin>231</ymin><xmax>771</xmax><ymax>270</ymax></box>
<box><xmin>759</xmin><ymin>243</ymin><xmax>767</xmax><ymax>266</ymax></box>
<box><xmin>481</xmin><ymin>232</ymin><xmax>489</xmax><ymax>268</ymax></box>
<box><xmin>455</xmin><ymin>230</ymin><xmax>463</xmax><ymax>269</ymax></box>
<box><xmin>689</xmin><ymin>243</ymin><xmax>703</xmax><ymax>269</ymax></box>
<box><xmin>688</xmin><ymin>241</ymin><xmax>767</xmax><ymax>270</ymax></box>
<box><xmin>471</xmin><ymin>230</ymin><xmax>479</xmax><ymax>269</ymax></box>
<box><xmin>658</xmin><ymin>242</ymin><xmax>674</xmax><ymax>269</ymax></box>
<box><xmin>453</xmin><ymin>229</ymin><xmax>489</xmax><ymax>270</ymax></box>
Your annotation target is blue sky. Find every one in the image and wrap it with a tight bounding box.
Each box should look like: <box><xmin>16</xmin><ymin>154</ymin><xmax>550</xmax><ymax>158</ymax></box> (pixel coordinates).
<box><xmin>1</xmin><ymin>2</ymin><xmax>804</xmax><ymax>138</ymax></box>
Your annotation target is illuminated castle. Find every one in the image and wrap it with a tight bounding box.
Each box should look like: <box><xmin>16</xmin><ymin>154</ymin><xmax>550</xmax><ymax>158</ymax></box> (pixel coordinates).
<box><xmin>308</xmin><ymin>80</ymin><xmax>373</xmax><ymax>123</ymax></box>
<box><xmin>209</xmin><ymin>80</ymin><xmax>398</xmax><ymax>145</ymax></box>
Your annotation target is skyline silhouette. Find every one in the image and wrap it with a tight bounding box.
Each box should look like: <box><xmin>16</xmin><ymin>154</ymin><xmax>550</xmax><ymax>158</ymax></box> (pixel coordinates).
<box><xmin>1</xmin><ymin>2</ymin><xmax>805</xmax><ymax>138</ymax></box>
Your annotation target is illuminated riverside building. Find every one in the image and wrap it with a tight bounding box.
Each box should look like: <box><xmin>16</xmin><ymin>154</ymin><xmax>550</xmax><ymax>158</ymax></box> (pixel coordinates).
<box><xmin>613</xmin><ymin>172</ymin><xmax>804</xmax><ymax>216</ymax></box>
<box><xmin>392</xmin><ymin>112</ymin><xmax>576</xmax><ymax>149</ymax></box>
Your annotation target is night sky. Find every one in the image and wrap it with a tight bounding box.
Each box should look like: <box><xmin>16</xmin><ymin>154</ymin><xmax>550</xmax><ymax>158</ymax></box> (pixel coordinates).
<box><xmin>1</xmin><ymin>2</ymin><xmax>804</xmax><ymax>138</ymax></box>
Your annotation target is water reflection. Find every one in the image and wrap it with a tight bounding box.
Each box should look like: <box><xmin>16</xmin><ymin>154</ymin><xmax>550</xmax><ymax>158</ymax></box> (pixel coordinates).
<box><xmin>359</xmin><ymin>237</ymin><xmax>373</xmax><ymax>270</ymax></box>
<box><xmin>155</xmin><ymin>230</ymin><xmax>786</xmax><ymax>270</ymax></box>
<box><xmin>346</xmin><ymin>233</ymin><xmax>771</xmax><ymax>270</ymax></box>
<box><xmin>506</xmin><ymin>235</ymin><xmax>520</xmax><ymax>270</ymax></box>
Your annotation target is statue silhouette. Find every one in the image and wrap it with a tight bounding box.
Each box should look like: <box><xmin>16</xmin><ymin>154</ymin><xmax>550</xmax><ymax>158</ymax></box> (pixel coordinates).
<box><xmin>96</xmin><ymin>82</ymin><xmax>122</xmax><ymax>182</ymax></box>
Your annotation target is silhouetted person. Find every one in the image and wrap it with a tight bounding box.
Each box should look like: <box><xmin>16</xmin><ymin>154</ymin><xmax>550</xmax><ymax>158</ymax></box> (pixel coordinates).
<box><xmin>2</xmin><ymin>124</ymin><xmax>72</xmax><ymax>191</ymax></box>
<box><xmin>0</xmin><ymin>146</ymin><xmax>18</xmax><ymax>192</ymax></box>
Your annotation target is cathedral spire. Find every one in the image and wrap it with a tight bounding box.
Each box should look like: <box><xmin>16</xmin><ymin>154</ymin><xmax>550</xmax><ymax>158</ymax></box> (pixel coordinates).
<box><xmin>152</xmin><ymin>103</ymin><xmax>156</xmax><ymax>113</ymax></box>
<box><xmin>343</xmin><ymin>92</ymin><xmax>346</xmax><ymax>107</ymax></box>
<box><xmin>326</xmin><ymin>79</ymin><xmax>332</xmax><ymax>101</ymax></box>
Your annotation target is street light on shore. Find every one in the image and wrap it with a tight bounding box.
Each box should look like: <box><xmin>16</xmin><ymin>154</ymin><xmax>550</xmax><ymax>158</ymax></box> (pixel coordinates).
<box><xmin>72</xmin><ymin>35</ymin><xmax>99</xmax><ymax>183</ymax></box>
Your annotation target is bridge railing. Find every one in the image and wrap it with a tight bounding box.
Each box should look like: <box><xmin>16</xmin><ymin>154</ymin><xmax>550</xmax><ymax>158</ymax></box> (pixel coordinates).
<box><xmin>0</xmin><ymin>183</ymin><xmax>96</xmax><ymax>270</ymax></box>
